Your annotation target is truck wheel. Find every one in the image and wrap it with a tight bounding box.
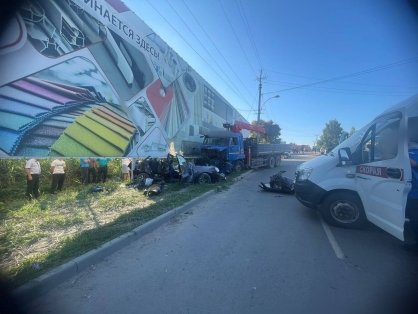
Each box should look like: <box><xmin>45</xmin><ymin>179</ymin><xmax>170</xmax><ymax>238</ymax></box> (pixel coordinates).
<box><xmin>268</xmin><ymin>156</ymin><xmax>275</xmax><ymax>168</ymax></box>
<box><xmin>320</xmin><ymin>192</ymin><xmax>367</xmax><ymax>229</ymax></box>
<box><xmin>197</xmin><ymin>173</ymin><xmax>211</xmax><ymax>184</ymax></box>
<box><xmin>234</xmin><ymin>161</ymin><xmax>244</xmax><ymax>172</ymax></box>
<box><xmin>275</xmin><ymin>155</ymin><xmax>281</xmax><ymax>167</ymax></box>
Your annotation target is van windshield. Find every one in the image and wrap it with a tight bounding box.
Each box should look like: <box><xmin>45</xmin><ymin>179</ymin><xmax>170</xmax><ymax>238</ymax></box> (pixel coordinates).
<box><xmin>330</xmin><ymin>124</ymin><xmax>369</xmax><ymax>156</ymax></box>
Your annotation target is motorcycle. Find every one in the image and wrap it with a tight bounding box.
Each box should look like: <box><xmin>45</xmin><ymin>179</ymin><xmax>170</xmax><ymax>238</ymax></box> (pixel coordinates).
<box><xmin>259</xmin><ymin>170</ymin><xmax>295</xmax><ymax>194</ymax></box>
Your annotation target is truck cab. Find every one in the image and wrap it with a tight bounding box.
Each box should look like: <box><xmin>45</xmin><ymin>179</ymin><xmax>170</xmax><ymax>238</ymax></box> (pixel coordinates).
<box><xmin>295</xmin><ymin>95</ymin><xmax>418</xmax><ymax>242</ymax></box>
<box><xmin>201</xmin><ymin>130</ymin><xmax>245</xmax><ymax>172</ymax></box>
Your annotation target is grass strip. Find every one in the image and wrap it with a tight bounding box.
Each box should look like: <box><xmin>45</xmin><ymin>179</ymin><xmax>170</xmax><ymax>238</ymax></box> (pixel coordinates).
<box><xmin>1</xmin><ymin>173</ymin><xmax>240</xmax><ymax>287</ymax></box>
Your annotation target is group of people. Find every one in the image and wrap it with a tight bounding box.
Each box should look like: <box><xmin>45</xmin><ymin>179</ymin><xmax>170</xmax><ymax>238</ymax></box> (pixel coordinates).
<box><xmin>25</xmin><ymin>158</ymin><xmax>66</xmax><ymax>199</ymax></box>
<box><xmin>24</xmin><ymin>157</ymin><xmax>132</xmax><ymax>200</ymax></box>
<box><xmin>80</xmin><ymin>157</ymin><xmax>112</xmax><ymax>184</ymax></box>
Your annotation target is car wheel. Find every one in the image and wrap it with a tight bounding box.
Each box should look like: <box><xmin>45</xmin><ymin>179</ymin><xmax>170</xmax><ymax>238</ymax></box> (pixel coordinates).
<box><xmin>234</xmin><ymin>161</ymin><xmax>244</xmax><ymax>172</ymax></box>
<box><xmin>275</xmin><ymin>155</ymin><xmax>281</xmax><ymax>167</ymax></box>
<box><xmin>268</xmin><ymin>156</ymin><xmax>275</xmax><ymax>168</ymax></box>
<box><xmin>136</xmin><ymin>172</ymin><xmax>150</xmax><ymax>182</ymax></box>
<box><xmin>197</xmin><ymin>173</ymin><xmax>212</xmax><ymax>184</ymax></box>
<box><xmin>320</xmin><ymin>192</ymin><xmax>367</xmax><ymax>228</ymax></box>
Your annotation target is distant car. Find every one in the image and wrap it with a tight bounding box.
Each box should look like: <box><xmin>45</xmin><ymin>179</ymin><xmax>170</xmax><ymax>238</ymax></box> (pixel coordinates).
<box><xmin>281</xmin><ymin>152</ymin><xmax>292</xmax><ymax>159</ymax></box>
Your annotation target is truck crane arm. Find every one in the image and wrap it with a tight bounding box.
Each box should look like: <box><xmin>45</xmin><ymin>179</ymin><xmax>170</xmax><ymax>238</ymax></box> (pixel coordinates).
<box><xmin>223</xmin><ymin>121</ymin><xmax>266</xmax><ymax>134</ymax></box>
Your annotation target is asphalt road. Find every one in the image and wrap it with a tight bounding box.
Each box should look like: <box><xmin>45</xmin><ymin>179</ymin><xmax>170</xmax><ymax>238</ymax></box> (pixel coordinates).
<box><xmin>26</xmin><ymin>155</ymin><xmax>418</xmax><ymax>314</ymax></box>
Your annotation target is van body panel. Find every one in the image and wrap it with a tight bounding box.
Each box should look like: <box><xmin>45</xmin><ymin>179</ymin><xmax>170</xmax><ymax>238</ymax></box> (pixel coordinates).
<box><xmin>295</xmin><ymin>97</ymin><xmax>417</xmax><ymax>242</ymax></box>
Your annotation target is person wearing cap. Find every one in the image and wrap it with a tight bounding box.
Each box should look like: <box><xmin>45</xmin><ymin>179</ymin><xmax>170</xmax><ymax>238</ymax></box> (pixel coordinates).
<box><xmin>25</xmin><ymin>158</ymin><xmax>41</xmax><ymax>199</ymax></box>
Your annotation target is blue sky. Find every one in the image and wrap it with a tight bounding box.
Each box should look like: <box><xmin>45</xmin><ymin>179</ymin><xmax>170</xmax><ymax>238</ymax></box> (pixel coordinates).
<box><xmin>124</xmin><ymin>0</ymin><xmax>418</xmax><ymax>145</ymax></box>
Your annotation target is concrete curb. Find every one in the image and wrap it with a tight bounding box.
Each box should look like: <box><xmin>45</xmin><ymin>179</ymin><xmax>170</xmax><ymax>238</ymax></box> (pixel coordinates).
<box><xmin>13</xmin><ymin>189</ymin><xmax>216</xmax><ymax>303</ymax></box>
<box><xmin>12</xmin><ymin>170</ymin><xmax>254</xmax><ymax>303</ymax></box>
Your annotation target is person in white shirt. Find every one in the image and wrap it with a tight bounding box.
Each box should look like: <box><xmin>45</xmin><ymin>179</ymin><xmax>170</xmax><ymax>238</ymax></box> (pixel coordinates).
<box><xmin>121</xmin><ymin>158</ymin><xmax>132</xmax><ymax>181</ymax></box>
<box><xmin>50</xmin><ymin>158</ymin><xmax>66</xmax><ymax>194</ymax></box>
<box><xmin>25</xmin><ymin>158</ymin><xmax>41</xmax><ymax>199</ymax></box>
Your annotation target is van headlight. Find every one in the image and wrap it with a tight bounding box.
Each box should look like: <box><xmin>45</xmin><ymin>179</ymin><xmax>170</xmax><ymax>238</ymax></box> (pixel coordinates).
<box><xmin>214</xmin><ymin>167</ymin><xmax>220</xmax><ymax>173</ymax></box>
<box><xmin>297</xmin><ymin>168</ymin><xmax>313</xmax><ymax>181</ymax></box>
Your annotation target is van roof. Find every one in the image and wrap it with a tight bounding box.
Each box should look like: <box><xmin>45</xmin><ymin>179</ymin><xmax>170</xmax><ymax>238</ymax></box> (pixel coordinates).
<box><xmin>378</xmin><ymin>94</ymin><xmax>418</xmax><ymax>119</ymax></box>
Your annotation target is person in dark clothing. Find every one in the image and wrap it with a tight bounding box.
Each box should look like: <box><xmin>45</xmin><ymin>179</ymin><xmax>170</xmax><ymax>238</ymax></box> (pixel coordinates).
<box><xmin>80</xmin><ymin>158</ymin><xmax>90</xmax><ymax>184</ymax></box>
<box><xmin>97</xmin><ymin>157</ymin><xmax>111</xmax><ymax>183</ymax></box>
<box><xmin>89</xmin><ymin>158</ymin><xmax>98</xmax><ymax>183</ymax></box>
<box><xmin>25</xmin><ymin>158</ymin><xmax>41</xmax><ymax>199</ymax></box>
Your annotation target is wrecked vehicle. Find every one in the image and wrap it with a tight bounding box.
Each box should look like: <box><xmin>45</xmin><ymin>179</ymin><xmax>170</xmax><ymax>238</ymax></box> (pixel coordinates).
<box><xmin>133</xmin><ymin>154</ymin><xmax>225</xmax><ymax>184</ymax></box>
<box><xmin>259</xmin><ymin>170</ymin><xmax>295</xmax><ymax>194</ymax></box>
<box><xmin>177</xmin><ymin>154</ymin><xmax>226</xmax><ymax>184</ymax></box>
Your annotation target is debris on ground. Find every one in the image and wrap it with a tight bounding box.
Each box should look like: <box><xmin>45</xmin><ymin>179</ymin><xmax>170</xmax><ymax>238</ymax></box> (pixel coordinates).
<box><xmin>259</xmin><ymin>170</ymin><xmax>295</xmax><ymax>194</ymax></box>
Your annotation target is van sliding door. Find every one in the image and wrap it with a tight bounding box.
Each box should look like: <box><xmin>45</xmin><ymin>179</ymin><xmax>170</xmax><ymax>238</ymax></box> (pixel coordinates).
<box><xmin>355</xmin><ymin>111</ymin><xmax>410</xmax><ymax>241</ymax></box>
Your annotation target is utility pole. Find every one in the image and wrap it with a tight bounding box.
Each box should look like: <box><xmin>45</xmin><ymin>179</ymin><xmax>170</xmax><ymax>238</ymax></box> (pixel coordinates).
<box><xmin>257</xmin><ymin>69</ymin><xmax>266</xmax><ymax>123</ymax></box>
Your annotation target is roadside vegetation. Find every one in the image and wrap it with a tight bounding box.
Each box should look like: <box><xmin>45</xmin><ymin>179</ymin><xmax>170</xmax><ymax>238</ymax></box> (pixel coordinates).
<box><xmin>0</xmin><ymin>158</ymin><xmax>240</xmax><ymax>287</ymax></box>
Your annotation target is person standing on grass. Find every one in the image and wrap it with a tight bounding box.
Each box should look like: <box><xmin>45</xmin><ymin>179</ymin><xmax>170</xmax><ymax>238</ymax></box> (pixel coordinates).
<box><xmin>25</xmin><ymin>158</ymin><xmax>41</xmax><ymax>200</ymax></box>
<box><xmin>50</xmin><ymin>158</ymin><xmax>66</xmax><ymax>194</ymax></box>
<box><xmin>97</xmin><ymin>157</ymin><xmax>111</xmax><ymax>183</ymax></box>
<box><xmin>89</xmin><ymin>157</ymin><xmax>98</xmax><ymax>183</ymax></box>
<box><xmin>121</xmin><ymin>157</ymin><xmax>132</xmax><ymax>181</ymax></box>
<box><xmin>80</xmin><ymin>158</ymin><xmax>90</xmax><ymax>184</ymax></box>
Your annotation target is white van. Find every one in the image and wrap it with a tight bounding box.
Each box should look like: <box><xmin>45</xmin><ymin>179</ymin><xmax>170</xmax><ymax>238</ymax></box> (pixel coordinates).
<box><xmin>295</xmin><ymin>95</ymin><xmax>418</xmax><ymax>241</ymax></box>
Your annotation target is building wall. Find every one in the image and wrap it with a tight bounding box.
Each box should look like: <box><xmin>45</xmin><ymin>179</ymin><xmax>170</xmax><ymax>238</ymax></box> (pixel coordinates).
<box><xmin>0</xmin><ymin>0</ymin><xmax>247</xmax><ymax>157</ymax></box>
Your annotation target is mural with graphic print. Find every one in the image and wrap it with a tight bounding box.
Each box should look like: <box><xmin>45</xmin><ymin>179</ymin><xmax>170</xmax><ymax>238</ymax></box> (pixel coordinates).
<box><xmin>0</xmin><ymin>0</ymin><xmax>246</xmax><ymax>157</ymax></box>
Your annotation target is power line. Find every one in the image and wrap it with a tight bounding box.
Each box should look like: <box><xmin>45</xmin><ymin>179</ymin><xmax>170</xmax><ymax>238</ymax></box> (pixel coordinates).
<box><xmin>265</xmin><ymin>57</ymin><xmax>418</xmax><ymax>94</ymax></box>
<box><xmin>217</xmin><ymin>0</ymin><xmax>257</xmax><ymax>75</ymax></box>
<box><xmin>180</xmin><ymin>0</ymin><xmax>256</xmax><ymax>104</ymax></box>
<box><xmin>235</xmin><ymin>0</ymin><xmax>262</xmax><ymax>68</ymax></box>
<box><xmin>264</xmin><ymin>69</ymin><xmax>418</xmax><ymax>90</ymax></box>
<box><xmin>144</xmin><ymin>0</ymin><xmax>254</xmax><ymax>110</ymax></box>
<box><xmin>262</xmin><ymin>79</ymin><xmax>413</xmax><ymax>96</ymax></box>
<box><xmin>165</xmin><ymin>0</ymin><xmax>249</xmax><ymax>106</ymax></box>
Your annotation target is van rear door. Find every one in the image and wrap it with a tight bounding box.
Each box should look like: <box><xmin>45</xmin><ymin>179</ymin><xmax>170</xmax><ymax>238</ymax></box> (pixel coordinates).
<box><xmin>355</xmin><ymin>111</ymin><xmax>410</xmax><ymax>241</ymax></box>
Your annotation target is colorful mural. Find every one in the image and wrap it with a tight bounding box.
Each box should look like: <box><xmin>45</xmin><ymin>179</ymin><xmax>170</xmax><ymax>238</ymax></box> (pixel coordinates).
<box><xmin>0</xmin><ymin>0</ymin><xmax>246</xmax><ymax>157</ymax></box>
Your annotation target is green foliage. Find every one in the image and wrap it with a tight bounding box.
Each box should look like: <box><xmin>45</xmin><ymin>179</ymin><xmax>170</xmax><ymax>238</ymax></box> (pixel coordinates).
<box><xmin>0</xmin><ymin>158</ymin><xmax>123</xmax><ymax>202</ymax></box>
<box><xmin>251</xmin><ymin>120</ymin><xmax>281</xmax><ymax>143</ymax></box>
<box><xmin>317</xmin><ymin>119</ymin><xmax>344</xmax><ymax>152</ymax></box>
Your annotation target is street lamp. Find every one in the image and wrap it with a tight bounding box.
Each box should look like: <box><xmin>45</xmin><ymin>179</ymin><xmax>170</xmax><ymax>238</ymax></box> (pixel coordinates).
<box><xmin>257</xmin><ymin>94</ymin><xmax>280</xmax><ymax>123</ymax></box>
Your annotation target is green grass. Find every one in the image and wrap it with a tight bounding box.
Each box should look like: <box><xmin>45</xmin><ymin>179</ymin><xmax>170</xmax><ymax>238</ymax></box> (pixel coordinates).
<box><xmin>0</xmin><ymin>172</ymin><xmax>245</xmax><ymax>287</ymax></box>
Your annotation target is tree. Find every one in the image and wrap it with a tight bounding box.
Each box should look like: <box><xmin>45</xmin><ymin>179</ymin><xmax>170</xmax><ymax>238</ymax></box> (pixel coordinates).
<box><xmin>251</xmin><ymin>120</ymin><xmax>281</xmax><ymax>143</ymax></box>
<box><xmin>317</xmin><ymin>119</ymin><xmax>343</xmax><ymax>152</ymax></box>
<box><xmin>349</xmin><ymin>126</ymin><xmax>356</xmax><ymax>136</ymax></box>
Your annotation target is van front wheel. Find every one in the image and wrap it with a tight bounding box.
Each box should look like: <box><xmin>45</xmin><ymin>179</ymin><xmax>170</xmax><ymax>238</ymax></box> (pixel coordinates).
<box><xmin>320</xmin><ymin>192</ymin><xmax>367</xmax><ymax>229</ymax></box>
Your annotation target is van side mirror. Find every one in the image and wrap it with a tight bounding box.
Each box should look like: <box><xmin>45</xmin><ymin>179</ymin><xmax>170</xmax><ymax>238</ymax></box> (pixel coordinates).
<box><xmin>338</xmin><ymin>147</ymin><xmax>352</xmax><ymax>166</ymax></box>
